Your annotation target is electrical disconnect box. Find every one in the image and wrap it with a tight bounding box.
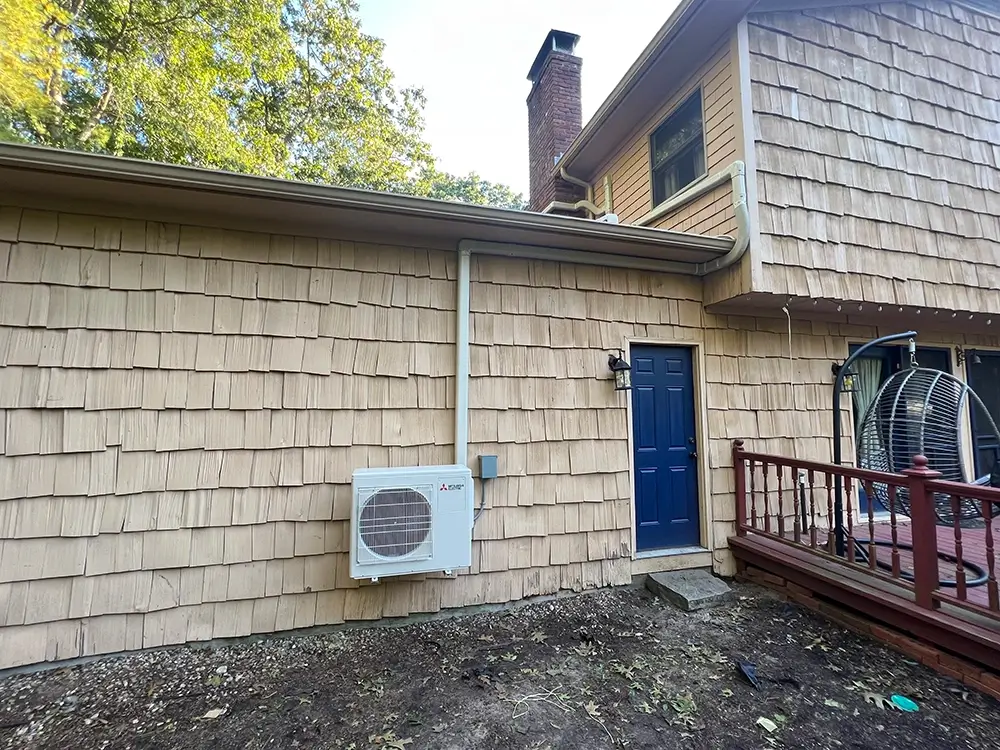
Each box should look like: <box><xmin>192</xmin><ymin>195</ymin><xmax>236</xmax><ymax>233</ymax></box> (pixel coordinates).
<box><xmin>479</xmin><ymin>454</ymin><xmax>498</xmax><ymax>480</ymax></box>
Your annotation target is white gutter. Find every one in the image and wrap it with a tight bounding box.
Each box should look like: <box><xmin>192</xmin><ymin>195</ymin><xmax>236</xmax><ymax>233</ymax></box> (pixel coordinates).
<box><xmin>0</xmin><ymin>143</ymin><xmax>733</xmax><ymax>258</ymax></box>
<box><xmin>634</xmin><ymin>160</ymin><xmax>749</xmax><ymax>276</ymax></box>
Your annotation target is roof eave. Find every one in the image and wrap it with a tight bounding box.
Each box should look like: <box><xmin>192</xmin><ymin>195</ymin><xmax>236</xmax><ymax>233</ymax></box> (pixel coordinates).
<box><xmin>556</xmin><ymin>0</ymin><xmax>757</xmax><ymax>179</ymax></box>
<box><xmin>0</xmin><ymin>143</ymin><xmax>732</xmax><ymax>265</ymax></box>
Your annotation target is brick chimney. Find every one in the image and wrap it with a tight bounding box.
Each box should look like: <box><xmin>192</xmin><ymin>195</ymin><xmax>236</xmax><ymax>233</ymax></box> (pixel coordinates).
<box><xmin>526</xmin><ymin>30</ymin><xmax>584</xmax><ymax>213</ymax></box>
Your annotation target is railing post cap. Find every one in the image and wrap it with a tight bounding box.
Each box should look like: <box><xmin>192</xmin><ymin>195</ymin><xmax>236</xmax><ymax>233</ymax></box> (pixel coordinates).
<box><xmin>734</xmin><ymin>439</ymin><xmax>745</xmax><ymax>450</ymax></box>
<box><xmin>902</xmin><ymin>455</ymin><xmax>943</xmax><ymax>478</ymax></box>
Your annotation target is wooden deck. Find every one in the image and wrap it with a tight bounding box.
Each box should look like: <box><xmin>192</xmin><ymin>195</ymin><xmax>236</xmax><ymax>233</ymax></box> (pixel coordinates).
<box><xmin>731</xmin><ymin>442</ymin><xmax>1000</xmax><ymax>674</ymax></box>
<box><xmin>864</xmin><ymin>518</ymin><xmax>1000</xmax><ymax>609</ymax></box>
<box><xmin>730</xmin><ymin>532</ymin><xmax>1000</xmax><ymax>672</ymax></box>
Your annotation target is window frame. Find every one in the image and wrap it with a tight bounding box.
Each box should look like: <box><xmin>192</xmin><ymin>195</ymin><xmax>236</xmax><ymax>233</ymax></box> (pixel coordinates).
<box><xmin>649</xmin><ymin>88</ymin><xmax>708</xmax><ymax>208</ymax></box>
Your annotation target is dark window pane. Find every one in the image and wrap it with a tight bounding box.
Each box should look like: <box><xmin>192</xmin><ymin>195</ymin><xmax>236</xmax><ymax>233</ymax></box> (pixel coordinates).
<box><xmin>651</xmin><ymin>90</ymin><xmax>705</xmax><ymax>205</ymax></box>
<box><xmin>967</xmin><ymin>352</ymin><xmax>1000</xmax><ymax>477</ymax></box>
<box><xmin>979</xmin><ymin>447</ymin><xmax>999</xmax><ymax>477</ymax></box>
<box><xmin>915</xmin><ymin>348</ymin><xmax>949</xmax><ymax>373</ymax></box>
<box><xmin>970</xmin><ymin>354</ymin><xmax>1000</xmax><ymax>427</ymax></box>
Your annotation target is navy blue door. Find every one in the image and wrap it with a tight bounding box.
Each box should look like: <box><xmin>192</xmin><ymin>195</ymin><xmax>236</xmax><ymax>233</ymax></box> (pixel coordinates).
<box><xmin>631</xmin><ymin>345</ymin><xmax>700</xmax><ymax>551</ymax></box>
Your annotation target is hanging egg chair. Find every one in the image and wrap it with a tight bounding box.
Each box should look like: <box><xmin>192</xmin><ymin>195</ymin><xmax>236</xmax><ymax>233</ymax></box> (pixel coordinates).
<box><xmin>856</xmin><ymin>366</ymin><xmax>1000</xmax><ymax>525</ymax></box>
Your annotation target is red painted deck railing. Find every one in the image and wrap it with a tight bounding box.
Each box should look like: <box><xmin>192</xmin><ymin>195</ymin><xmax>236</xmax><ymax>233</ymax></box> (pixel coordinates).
<box><xmin>732</xmin><ymin>440</ymin><xmax>1000</xmax><ymax>624</ymax></box>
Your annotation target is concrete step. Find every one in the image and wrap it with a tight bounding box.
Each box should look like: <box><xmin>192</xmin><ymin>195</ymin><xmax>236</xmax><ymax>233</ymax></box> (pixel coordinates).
<box><xmin>645</xmin><ymin>569</ymin><xmax>733</xmax><ymax>611</ymax></box>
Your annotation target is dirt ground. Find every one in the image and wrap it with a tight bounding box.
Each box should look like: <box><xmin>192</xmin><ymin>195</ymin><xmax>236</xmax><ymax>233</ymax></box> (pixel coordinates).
<box><xmin>1</xmin><ymin>582</ymin><xmax>998</xmax><ymax>750</ymax></box>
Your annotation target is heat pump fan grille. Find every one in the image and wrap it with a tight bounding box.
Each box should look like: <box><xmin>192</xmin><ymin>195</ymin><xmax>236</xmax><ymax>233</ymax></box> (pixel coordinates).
<box><xmin>359</xmin><ymin>488</ymin><xmax>432</xmax><ymax>558</ymax></box>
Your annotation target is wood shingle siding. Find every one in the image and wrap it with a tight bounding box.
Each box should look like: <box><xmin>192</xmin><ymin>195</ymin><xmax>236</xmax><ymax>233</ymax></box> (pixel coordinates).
<box><xmin>749</xmin><ymin>1</ymin><xmax>1000</xmax><ymax>310</ymax></box>
<box><xmin>0</xmin><ymin>203</ymin><xmax>893</xmax><ymax>668</ymax></box>
<box><xmin>591</xmin><ymin>40</ymin><xmax>739</xmax><ymax>236</ymax></box>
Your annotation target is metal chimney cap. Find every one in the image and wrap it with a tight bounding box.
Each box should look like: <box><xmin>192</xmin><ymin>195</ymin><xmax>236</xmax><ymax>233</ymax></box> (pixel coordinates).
<box><xmin>527</xmin><ymin>30</ymin><xmax>581</xmax><ymax>83</ymax></box>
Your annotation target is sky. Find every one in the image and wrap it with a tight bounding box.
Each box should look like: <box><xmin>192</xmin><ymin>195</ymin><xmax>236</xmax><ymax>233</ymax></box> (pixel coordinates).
<box><xmin>357</xmin><ymin>0</ymin><xmax>682</xmax><ymax>197</ymax></box>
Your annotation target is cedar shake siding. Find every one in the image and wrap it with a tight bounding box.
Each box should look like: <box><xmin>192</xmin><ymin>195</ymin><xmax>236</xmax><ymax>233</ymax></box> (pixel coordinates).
<box><xmin>748</xmin><ymin>1</ymin><xmax>1000</xmax><ymax>312</ymax></box>
<box><xmin>0</xmin><ymin>203</ymin><xmax>908</xmax><ymax>669</ymax></box>
<box><xmin>591</xmin><ymin>40</ymin><xmax>739</xmax><ymax>236</ymax></box>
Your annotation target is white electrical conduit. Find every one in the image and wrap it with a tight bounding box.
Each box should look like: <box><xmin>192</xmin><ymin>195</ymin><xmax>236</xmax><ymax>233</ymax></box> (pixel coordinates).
<box><xmin>453</xmin><ymin>160</ymin><xmax>751</xmax><ymax>466</ymax></box>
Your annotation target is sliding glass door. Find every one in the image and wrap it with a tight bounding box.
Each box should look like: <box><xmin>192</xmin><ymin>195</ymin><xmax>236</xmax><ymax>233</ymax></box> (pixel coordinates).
<box><xmin>966</xmin><ymin>352</ymin><xmax>1000</xmax><ymax>478</ymax></box>
<box><xmin>848</xmin><ymin>345</ymin><xmax>951</xmax><ymax>512</ymax></box>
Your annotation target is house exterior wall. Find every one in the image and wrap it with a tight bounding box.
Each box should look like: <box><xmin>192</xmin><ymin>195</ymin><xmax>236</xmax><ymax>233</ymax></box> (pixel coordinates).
<box><xmin>0</xmin><ymin>203</ymin><xmax>865</xmax><ymax>669</ymax></box>
<box><xmin>591</xmin><ymin>39</ymin><xmax>739</xmax><ymax>235</ymax></box>
<box><xmin>748</xmin><ymin>1</ymin><xmax>1000</xmax><ymax>312</ymax></box>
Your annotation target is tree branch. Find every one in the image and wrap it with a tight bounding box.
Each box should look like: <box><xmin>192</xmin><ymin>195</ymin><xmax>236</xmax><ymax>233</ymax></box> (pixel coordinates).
<box><xmin>78</xmin><ymin>83</ymin><xmax>114</xmax><ymax>143</ymax></box>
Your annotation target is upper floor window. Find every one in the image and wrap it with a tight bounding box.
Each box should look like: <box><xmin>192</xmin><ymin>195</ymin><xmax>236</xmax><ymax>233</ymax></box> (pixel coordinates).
<box><xmin>650</xmin><ymin>89</ymin><xmax>706</xmax><ymax>206</ymax></box>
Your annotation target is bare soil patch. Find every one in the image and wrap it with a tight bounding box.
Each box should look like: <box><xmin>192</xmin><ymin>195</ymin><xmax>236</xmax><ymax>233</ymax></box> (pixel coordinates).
<box><xmin>1</xmin><ymin>582</ymin><xmax>998</xmax><ymax>749</ymax></box>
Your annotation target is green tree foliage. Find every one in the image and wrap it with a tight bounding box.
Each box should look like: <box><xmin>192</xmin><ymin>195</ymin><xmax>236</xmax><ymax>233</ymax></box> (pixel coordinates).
<box><xmin>427</xmin><ymin>171</ymin><xmax>526</xmax><ymax>211</ymax></box>
<box><xmin>0</xmin><ymin>0</ymin><xmax>523</xmax><ymax>208</ymax></box>
<box><xmin>0</xmin><ymin>0</ymin><xmax>69</xmax><ymax>140</ymax></box>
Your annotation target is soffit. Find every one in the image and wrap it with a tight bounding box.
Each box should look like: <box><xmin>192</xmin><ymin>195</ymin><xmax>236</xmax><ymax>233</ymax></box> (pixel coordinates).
<box><xmin>559</xmin><ymin>0</ymin><xmax>757</xmax><ymax>179</ymax></box>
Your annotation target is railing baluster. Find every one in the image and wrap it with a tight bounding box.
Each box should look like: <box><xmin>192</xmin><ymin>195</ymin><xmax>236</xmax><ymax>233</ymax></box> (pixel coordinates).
<box><xmin>983</xmin><ymin>498</ymin><xmax>998</xmax><ymax>611</ymax></box>
<box><xmin>865</xmin><ymin>480</ymin><xmax>877</xmax><ymax>572</ymax></box>
<box><xmin>825</xmin><ymin>471</ymin><xmax>835</xmax><ymax>554</ymax></box>
<box><xmin>776</xmin><ymin>463</ymin><xmax>786</xmax><ymax>540</ymax></box>
<box><xmin>763</xmin><ymin>462</ymin><xmax>772</xmax><ymax>534</ymax></box>
<box><xmin>952</xmin><ymin>495</ymin><xmax>967</xmax><ymax>601</ymax></box>
<box><xmin>729</xmin><ymin>451</ymin><xmax>1000</xmax><ymax>624</ymax></box>
<box><xmin>792</xmin><ymin>468</ymin><xmax>802</xmax><ymax>545</ymax></box>
<box><xmin>888</xmin><ymin>484</ymin><xmax>901</xmax><ymax>579</ymax></box>
<box><xmin>846</xmin><ymin>478</ymin><xmax>856</xmax><ymax>563</ymax></box>
<box><xmin>808</xmin><ymin>469</ymin><xmax>817</xmax><ymax>549</ymax></box>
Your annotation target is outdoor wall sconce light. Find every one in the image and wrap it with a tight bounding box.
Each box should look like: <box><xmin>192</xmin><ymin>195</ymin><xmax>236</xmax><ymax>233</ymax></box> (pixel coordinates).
<box><xmin>956</xmin><ymin>347</ymin><xmax>982</xmax><ymax>367</ymax></box>
<box><xmin>831</xmin><ymin>362</ymin><xmax>857</xmax><ymax>393</ymax></box>
<box><xmin>608</xmin><ymin>350</ymin><xmax>632</xmax><ymax>391</ymax></box>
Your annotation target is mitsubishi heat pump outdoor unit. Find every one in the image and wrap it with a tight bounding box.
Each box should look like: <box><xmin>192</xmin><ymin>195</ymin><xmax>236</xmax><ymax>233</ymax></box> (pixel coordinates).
<box><xmin>350</xmin><ymin>464</ymin><xmax>474</xmax><ymax>580</ymax></box>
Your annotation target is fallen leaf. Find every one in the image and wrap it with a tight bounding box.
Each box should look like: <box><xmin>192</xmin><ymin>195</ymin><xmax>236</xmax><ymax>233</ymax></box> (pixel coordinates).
<box><xmin>432</xmin><ymin>723</ymin><xmax>447</xmax><ymax>733</ymax></box>
<box><xmin>864</xmin><ymin>692</ymin><xmax>897</xmax><ymax>710</ymax></box>
<box><xmin>583</xmin><ymin>700</ymin><xmax>601</xmax><ymax>719</ymax></box>
<box><xmin>530</xmin><ymin>631</ymin><xmax>548</xmax><ymax>643</ymax></box>
<box><xmin>824</xmin><ymin>698</ymin><xmax>846</xmax><ymax>709</ymax></box>
<box><xmin>200</xmin><ymin>708</ymin><xmax>226</xmax><ymax>720</ymax></box>
<box><xmin>757</xmin><ymin>717</ymin><xmax>778</xmax><ymax>733</ymax></box>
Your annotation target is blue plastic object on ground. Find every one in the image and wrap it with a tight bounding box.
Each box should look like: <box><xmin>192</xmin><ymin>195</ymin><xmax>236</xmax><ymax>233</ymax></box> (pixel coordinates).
<box><xmin>891</xmin><ymin>694</ymin><xmax>919</xmax><ymax>712</ymax></box>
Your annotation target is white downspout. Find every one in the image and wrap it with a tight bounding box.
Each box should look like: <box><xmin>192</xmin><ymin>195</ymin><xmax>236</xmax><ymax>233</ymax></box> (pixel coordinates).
<box><xmin>695</xmin><ymin>161</ymin><xmax>749</xmax><ymax>276</ymax></box>
<box><xmin>632</xmin><ymin>159</ymin><xmax>750</xmax><ymax>277</ymax></box>
<box><xmin>541</xmin><ymin>198</ymin><xmax>604</xmax><ymax>217</ymax></box>
<box><xmin>455</xmin><ymin>246</ymin><xmax>471</xmax><ymax>467</ymax></box>
<box><xmin>559</xmin><ymin>166</ymin><xmax>593</xmax><ymax>204</ymax></box>
<box><xmin>452</xmin><ymin>159</ymin><xmax>748</xmax><ymax>462</ymax></box>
